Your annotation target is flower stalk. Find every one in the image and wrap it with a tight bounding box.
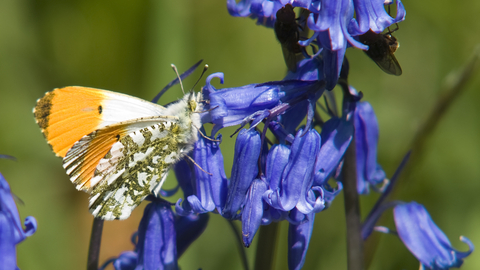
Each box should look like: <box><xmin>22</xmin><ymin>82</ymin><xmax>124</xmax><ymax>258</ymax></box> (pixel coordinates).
<box><xmin>87</xmin><ymin>218</ymin><xmax>104</xmax><ymax>270</ymax></box>
<box><xmin>254</xmin><ymin>223</ymin><xmax>279</xmax><ymax>270</ymax></box>
<box><xmin>342</xmin><ymin>138</ymin><xmax>365</xmax><ymax>270</ymax></box>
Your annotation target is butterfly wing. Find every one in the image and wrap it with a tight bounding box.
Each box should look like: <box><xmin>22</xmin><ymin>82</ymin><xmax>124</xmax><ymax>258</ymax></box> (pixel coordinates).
<box><xmin>34</xmin><ymin>86</ymin><xmax>168</xmax><ymax>157</ymax></box>
<box><xmin>83</xmin><ymin>119</ymin><xmax>187</xmax><ymax>220</ymax></box>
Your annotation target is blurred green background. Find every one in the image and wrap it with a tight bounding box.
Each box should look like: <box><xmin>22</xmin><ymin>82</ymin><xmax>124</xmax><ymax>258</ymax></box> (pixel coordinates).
<box><xmin>1</xmin><ymin>0</ymin><xmax>479</xmax><ymax>269</ymax></box>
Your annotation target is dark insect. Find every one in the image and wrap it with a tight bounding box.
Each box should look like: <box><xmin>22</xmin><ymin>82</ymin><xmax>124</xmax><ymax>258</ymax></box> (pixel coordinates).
<box><xmin>274</xmin><ymin>4</ymin><xmax>304</xmax><ymax>72</ymax></box>
<box><xmin>358</xmin><ymin>26</ymin><xmax>402</xmax><ymax>76</ymax></box>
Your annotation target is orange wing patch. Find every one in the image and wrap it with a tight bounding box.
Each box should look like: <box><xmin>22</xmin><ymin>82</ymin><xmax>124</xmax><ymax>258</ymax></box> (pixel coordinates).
<box><xmin>34</xmin><ymin>87</ymin><xmax>106</xmax><ymax>157</ymax></box>
<box><xmin>63</xmin><ymin>123</ymin><xmax>131</xmax><ymax>191</ymax></box>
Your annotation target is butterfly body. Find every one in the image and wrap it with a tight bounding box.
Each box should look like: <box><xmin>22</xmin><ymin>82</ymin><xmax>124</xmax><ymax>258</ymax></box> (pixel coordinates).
<box><xmin>34</xmin><ymin>87</ymin><xmax>202</xmax><ymax>220</ymax></box>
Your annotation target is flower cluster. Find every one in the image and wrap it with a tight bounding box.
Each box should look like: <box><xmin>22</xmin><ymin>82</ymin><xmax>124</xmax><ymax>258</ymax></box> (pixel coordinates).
<box><xmin>102</xmin><ymin>1</ymin><xmax>474</xmax><ymax>270</ymax></box>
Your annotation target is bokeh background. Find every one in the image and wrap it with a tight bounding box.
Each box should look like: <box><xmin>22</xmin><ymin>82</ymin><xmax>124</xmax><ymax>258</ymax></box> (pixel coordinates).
<box><xmin>1</xmin><ymin>0</ymin><xmax>479</xmax><ymax>269</ymax></box>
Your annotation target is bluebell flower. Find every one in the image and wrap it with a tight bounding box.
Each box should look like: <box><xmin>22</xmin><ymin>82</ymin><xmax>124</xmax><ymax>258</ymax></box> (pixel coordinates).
<box><xmin>203</xmin><ymin>72</ymin><xmax>324</xmax><ymax>135</ymax></box>
<box><xmin>394</xmin><ymin>202</ymin><xmax>474</xmax><ymax>270</ymax></box>
<box><xmin>242</xmin><ymin>177</ymin><xmax>268</xmax><ymax>247</ymax></box>
<box><xmin>175</xmin><ymin>132</ymin><xmax>228</xmax><ymax>216</ymax></box>
<box><xmin>135</xmin><ymin>200</ymin><xmax>178</xmax><ymax>270</ymax></box>
<box><xmin>354</xmin><ymin>101</ymin><xmax>386</xmax><ymax>194</ymax></box>
<box><xmin>0</xmin><ymin>171</ymin><xmax>37</xmax><ymax>270</ymax></box>
<box><xmin>222</xmin><ymin>129</ymin><xmax>262</xmax><ymax>219</ymax></box>
<box><xmin>263</xmin><ymin>129</ymin><xmax>320</xmax><ymax>212</ymax></box>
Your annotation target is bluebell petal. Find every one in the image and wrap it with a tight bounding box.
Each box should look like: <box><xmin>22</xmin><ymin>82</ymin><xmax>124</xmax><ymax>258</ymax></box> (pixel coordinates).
<box><xmin>98</xmin><ymin>251</ymin><xmax>138</xmax><ymax>270</ymax></box>
<box><xmin>0</xmin><ymin>172</ymin><xmax>37</xmax><ymax>270</ymax></box>
<box><xmin>158</xmin><ymin>185</ymin><xmax>180</xmax><ymax>198</ymax></box>
<box><xmin>294</xmin><ymin>131</ymin><xmax>322</xmax><ymax>214</ymax></box>
<box><xmin>176</xmin><ymin>134</ymin><xmax>228</xmax><ymax>215</ymax></box>
<box><xmin>322</xmin><ymin>181</ymin><xmax>343</xmax><ymax>206</ymax></box>
<box><xmin>174</xmin><ymin>158</ymin><xmax>196</xmax><ymax>215</ymax></box>
<box><xmin>227</xmin><ymin>0</ymin><xmax>282</xmax><ymax>27</ymax></box>
<box><xmin>394</xmin><ymin>202</ymin><xmax>474</xmax><ymax>269</ymax></box>
<box><xmin>354</xmin><ymin>101</ymin><xmax>386</xmax><ymax>194</ymax></box>
<box><xmin>288</xmin><ymin>209</ymin><xmax>315</xmax><ymax>270</ymax></box>
<box><xmin>112</xmin><ymin>252</ymin><xmax>138</xmax><ymax>270</ymax></box>
<box><xmin>262</xmin><ymin>144</ymin><xmax>290</xmax><ymax>224</ymax></box>
<box><xmin>349</xmin><ymin>0</ymin><xmax>406</xmax><ymax>35</ymax></box>
<box><xmin>1</xmin><ymin>173</ymin><xmax>26</xmax><ymax>244</ymax></box>
<box><xmin>22</xmin><ymin>216</ymin><xmax>37</xmax><ymax>238</ymax></box>
<box><xmin>176</xmin><ymin>214</ymin><xmax>209</xmax><ymax>257</ymax></box>
<box><xmin>300</xmin><ymin>187</ymin><xmax>326</xmax><ymax>214</ymax></box>
<box><xmin>322</xmin><ymin>47</ymin><xmax>347</xmax><ymax>90</ymax></box>
<box><xmin>266</xmin><ymin>144</ymin><xmax>291</xmax><ymax>190</ymax></box>
<box><xmin>173</xmin><ymin>159</ymin><xmax>194</xmax><ymax>198</ymax></box>
<box><xmin>261</xmin><ymin>206</ymin><xmax>288</xmax><ymax>225</ymax></box>
<box><xmin>222</xmin><ymin>129</ymin><xmax>262</xmax><ymax>219</ymax></box>
<box><xmin>284</xmin><ymin>55</ymin><xmax>325</xmax><ymax>82</ymax></box>
<box><xmin>227</xmin><ymin>0</ymin><xmax>322</xmax><ymax>28</ymax></box>
<box><xmin>242</xmin><ymin>178</ymin><xmax>268</xmax><ymax>247</ymax></box>
<box><xmin>136</xmin><ymin>201</ymin><xmax>178</xmax><ymax>270</ymax></box>
<box><xmin>226</xmin><ymin>0</ymin><xmax>255</xmax><ymax>17</ymax></box>
<box><xmin>393</xmin><ymin>0</ymin><xmax>406</xmax><ymax>25</ymax></box>
<box><xmin>264</xmin><ymin>129</ymin><xmax>320</xmax><ymax>211</ymax></box>
<box><xmin>0</xmin><ymin>212</ymin><xmax>16</xmax><ymax>270</ymax></box>
<box><xmin>314</xmin><ymin>117</ymin><xmax>354</xmax><ymax>186</ymax></box>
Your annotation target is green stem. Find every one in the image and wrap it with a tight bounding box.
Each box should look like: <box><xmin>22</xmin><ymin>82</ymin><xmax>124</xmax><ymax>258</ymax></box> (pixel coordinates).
<box><xmin>227</xmin><ymin>220</ymin><xmax>250</xmax><ymax>270</ymax></box>
<box><xmin>254</xmin><ymin>223</ymin><xmax>279</xmax><ymax>270</ymax></box>
<box><xmin>342</xmin><ymin>138</ymin><xmax>365</xmax><ymax>270</ymax></box>
<box><xmin>87</xmin><ymin>218</ymin><xmax>104</xmax><ymax>270</ymax></box>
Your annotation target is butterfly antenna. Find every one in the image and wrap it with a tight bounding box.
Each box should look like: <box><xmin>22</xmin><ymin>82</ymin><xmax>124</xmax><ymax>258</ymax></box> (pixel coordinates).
<box><xmin>171</xmin><ymin>64</ymin><xmax>185</xmax><ymax>95</ymax></box>
<box><xmin>190</xmin><ymin>65</ymin><xmax>209</xmax><ymax>92</ymax></box>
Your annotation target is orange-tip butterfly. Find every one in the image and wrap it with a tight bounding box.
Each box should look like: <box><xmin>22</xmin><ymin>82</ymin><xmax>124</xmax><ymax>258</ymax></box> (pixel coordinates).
<box><xmin>34</xmin><ymin>86</ymin><xmax>203</xmax><ymax>220</ymax></box>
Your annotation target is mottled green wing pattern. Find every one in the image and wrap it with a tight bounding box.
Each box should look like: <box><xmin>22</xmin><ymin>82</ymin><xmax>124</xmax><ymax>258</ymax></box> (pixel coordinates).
<box><xmin>88</xmin><ymin>121</ymin><xmax>185</xmax><ymax>220</ymax></box>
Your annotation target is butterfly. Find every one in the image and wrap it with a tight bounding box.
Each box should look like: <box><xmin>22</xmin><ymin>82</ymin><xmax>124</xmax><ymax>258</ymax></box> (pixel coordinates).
<box><xmin>34</xmin><ymin>86</ymin><xmax>203</xmax><ymax>220</ymax></box>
